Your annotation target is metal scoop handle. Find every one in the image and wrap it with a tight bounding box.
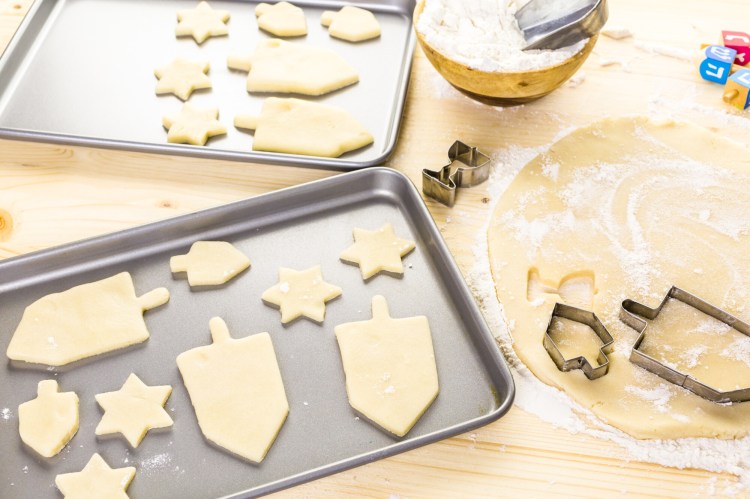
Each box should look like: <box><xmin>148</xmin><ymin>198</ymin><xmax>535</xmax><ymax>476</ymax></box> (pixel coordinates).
<box><xmin>517</xmin><ymin>0</ymin><xmax>608</xmax><ymax>51</ymax></box>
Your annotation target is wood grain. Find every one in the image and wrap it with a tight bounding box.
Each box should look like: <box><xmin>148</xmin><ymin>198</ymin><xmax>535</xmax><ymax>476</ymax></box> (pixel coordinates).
<box><xmin>1</xmin><ymin>0</ymin><xmax>748</xmax><ymax>496</ymax></box>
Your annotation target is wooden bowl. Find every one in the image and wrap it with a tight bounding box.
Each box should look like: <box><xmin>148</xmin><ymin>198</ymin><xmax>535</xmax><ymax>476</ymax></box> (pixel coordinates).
<box><xmin>413</xmin><ymin>0</ymin><xmax>597</xmax><ymax>105</ymax></box>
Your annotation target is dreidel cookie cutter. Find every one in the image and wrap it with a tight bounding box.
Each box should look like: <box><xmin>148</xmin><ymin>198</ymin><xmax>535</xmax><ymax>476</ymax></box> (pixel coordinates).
<box><xmin>422</xmin><ymin>141</ymin><xmax>491</xmax><ymax>207</ymax></box>
<box><xmin>620</xmin><ymin>286</ymin><xmax>750</xmax><ymax>403</ymax></box>
<box><xmin>543</xmin><ymin>303</ymin><xmax>614</xmax><ymax>380</ymax></box>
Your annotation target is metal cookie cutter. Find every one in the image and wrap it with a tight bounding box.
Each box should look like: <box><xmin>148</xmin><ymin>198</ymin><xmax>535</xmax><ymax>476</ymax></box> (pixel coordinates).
<box><xmin>544</xmin><ymin>303</ymin><xmax>614</xmax><ymax>380</ymax></box>
<box><xmin>620</xmin><ymin>286</ymin><xmax>750</xmax><ymax>403</ymax></box>
<box><xmin>422</xmin><ymin>141</ymin><xmax>491</xmax><ymax>207</ymax></box>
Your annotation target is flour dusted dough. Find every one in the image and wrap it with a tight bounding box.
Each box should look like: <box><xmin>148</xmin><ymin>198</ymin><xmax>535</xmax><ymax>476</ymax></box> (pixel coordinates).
<box><xmin>176</xmin><ymin>1</ymin><xmax>230</xmax><ymax>44</ymax></box>
<box><xmin>176</xmin><ymin>318</ymin><xmax>288</xmax><ymax>463</ymax></box>
<box><xmin>95</xmin><ymin>373</ymin><xmax>173</xmax><ymax>448</ymax></box>
<box><xmin>18</xmin><ymin>380</ymin><xmax>78</xmax><ymax>458</ymax></box>
<box><xmin>488</xmin><ymin>116</ymin><xmax>750</xmax><ymax>439</ymax></box>
<box><xmin>321</xmin><ymin>6</ymin><xmax>381</xmax><ymax>42</ymax></box>
<box><xmin>155</xmin><ymin>58</ymin><xmax>211</xmax><ymax>101</ymax></box>
<box><xmin>340</xmin><ymin>223</ymin><xmax>415</xmax><ymax>279</ymax></box>
<box><xmin>6</xmin><ymin>272</ymin><xmax>169</xmax><ymax>367</ymax></box>
<box><xmin>170</xmin><ymin>241</ymin><xmax>251</xmax><ymax>286</ymax></box>
<box><xmin>163</xmin><ymin>103</ymin><xmax>227</xmax><ymax>145</ymax></box>
<box><xmin>235</xmin><ymin>98</ymin><xmax>373</xmax><ymax>157</ymax></box>
<box><xmin>56</xmin><ymin>453</ymin><xmax>135</xmax><ymax>499</ymax></box>
<box><xmin>261</xmin><ymin>265</ymin><xmax>342</xmax><ymax>324</ymax></box>
<box><xmin>255</xmin><ymin>2</ymin><xmax>307</xmax><ymax>37</ymax></box>
<box><xmin>335</xmin><ymin>295</ymin><xmax>439</xmax><ymax>437</ymax></box>
<box><xmin>227</xmin><ymin>39</ymin><xmax>359</xmax><ymax>95</ymax></box>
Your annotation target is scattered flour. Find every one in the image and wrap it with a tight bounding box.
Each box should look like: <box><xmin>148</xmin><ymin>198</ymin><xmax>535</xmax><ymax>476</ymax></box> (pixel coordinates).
<box><xmin>415</xmin><ymin>0</ymin><xmax>587</xmax><ymax>72</ymax></box>
<box><xmin>1</xmin><ymin>407</ymin><xmax>11</xmax><ymax>421</ymax></box>
<box><xmin>625</xmin><ymin>384</ymin><xmax>673</xmax><ymax>413</ymax></box>
<box><xmin>635</xmin><ymin>41</ymin><xmax>697</xmax><ymax>62</ymax></box>
<box><xmin>601</xmin><ymin>26</ymin><xmax>633</xmax><ymax>40</ymax></box>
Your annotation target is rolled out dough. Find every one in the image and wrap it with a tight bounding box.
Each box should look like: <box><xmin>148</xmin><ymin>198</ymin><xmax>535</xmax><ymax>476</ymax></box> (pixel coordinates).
<box><xmin>488</xmin><ymin>116</ymin><xmax>750</xmax><ymax>439</ymax></box>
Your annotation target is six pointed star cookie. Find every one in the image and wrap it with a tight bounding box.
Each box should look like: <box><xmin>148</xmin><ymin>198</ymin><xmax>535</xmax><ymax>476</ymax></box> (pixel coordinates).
<box><xmin>262</xmin><ymin>265</ymin><xmax>342</xmax><ymax>324</ymax></box>
<box><xmin>95</xmin><ymin>373</ymin><xmax>173</xmax><ymax>448</ymax></box>
<box><xmin>176</xmin><ymin>1</ymin><xmax>230</xmax><ymax>44</ymax></box>
<box><xmin>56</xmin><ymin>453</ymin><xmax>135</xmax><ymax>499</ymax></box>
<box><xmin>340</xmin><ymin>223</ymin><xmax>416</xmax><ymax>279</ymax></box>
<box><xmin>155</xmin><ymin>58</ymin><xmax>212</xmax><ymax>101</ymax></box>
<box><xmin>163</xmin><ymin>103</ymin><xmax>227</xmax><ymax>145</ymax></box>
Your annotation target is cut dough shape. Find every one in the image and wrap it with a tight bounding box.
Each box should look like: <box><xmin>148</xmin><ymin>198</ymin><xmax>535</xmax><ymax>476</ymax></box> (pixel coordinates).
<box><xmin>340</xmin><ymin>223</ymin><xmax>416</xmax><ymax>279</ymax></box>
<box><xmin>321</xmin><ymin>6</ymin><xmax>381</xmax><ymax>42</ymax></box>
<box><xmin>234</xmin><ymin>98</ymin><xmax>373</xmax><ymax>157</ymax></box>
<box><xmin>255</xmin><ymin>2</ymin><xmax>307</xmax><ymax>37</ymax></box>
<box><xmin>162</xmin><ymin>103</ymin><xmax>227</xmax><ymax>146</ymax></box>
<box><xmin>261</xmin><ymin>265</ymin><xmax>342</xmax><ymax>324</ymax></box>
<box><xmin>56</xmin><ymin>453</ymin><xmax>135</xmax><ymax>499</ymax></box>
<box><xmin>335</xmin><ymin>295</ymin><xmax>439</xmax><ymax>437</ymax></box>
<box><xmin>6</xmin><ymin>272</ymin><xmax>169</xmax><ymax>367</ymax></box>
<box><xmin>227</xmin><ymin>39</ymin><xmax>359</xmax><ymax>95</ymax></box>
<box><xmin>154</xmin><ymin>58</ymin><xmax>211</xmax><ymax>101</ymax></box>
<box><xmin>95</xmin><ymin>373</ymin><xmax>173</xmax><ymax>448</ymax></box>
<box><xmin>488</xmin><ymin>116</ymin><xmax>750</xmax><ymax>439</ymax></box>
<box><xmin>18</xmin><ymin>380</ymin><xmax>79</xmax><ymax>458</ymax></box>
<box><xmin>176</xmin><ymin>1</ymin><xmax>230</xmax><ymax>44</ymax></box>
<box><xmin>170</xmin><ymin>241</ymin><xmax>251</xmax><ymax>286</ymax></box>
<box><xmin>176</xmin><ymin>317</ymin><xmax>289</xmax><ymax>463</ymax></box>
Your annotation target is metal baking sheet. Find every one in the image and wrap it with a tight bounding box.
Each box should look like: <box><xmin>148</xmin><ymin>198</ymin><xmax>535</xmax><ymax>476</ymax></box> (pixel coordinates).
<box><xmin>0</xmin><ymin>168</ymin><xmax>514</xmax><ymax>498</ymax></box>
<box><xmin>0</xmin><ymin>0</ymin><xmax>416</xmax><ymax>170</ymax></box>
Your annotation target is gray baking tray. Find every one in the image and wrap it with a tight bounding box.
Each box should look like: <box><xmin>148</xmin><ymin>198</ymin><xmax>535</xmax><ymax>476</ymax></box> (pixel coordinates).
<box><xmin>0</xmin><ymin>168</ymin><xmax>514</xmax><ymax>498</ymax></box>
<box><xmin>0</xmin><ymin>0</ymin><xmax>416</xmax><ymax>170</ymax></box>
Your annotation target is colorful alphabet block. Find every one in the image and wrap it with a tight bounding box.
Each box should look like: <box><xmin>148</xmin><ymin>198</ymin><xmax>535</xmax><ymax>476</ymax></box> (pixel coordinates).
<box><xmin>699</xmin><ymin>45</ymin><xmax>738</xmax><ymax>84</ymax></box>
<box><xmin>722</xmin><ymin>30</ymin><xmax>750</xmax><ymax>66</ymax></box>
<box><xmin>724</xmin><ymin>69</ymin><xmax>750</xmax><ymax>110</ymax></box>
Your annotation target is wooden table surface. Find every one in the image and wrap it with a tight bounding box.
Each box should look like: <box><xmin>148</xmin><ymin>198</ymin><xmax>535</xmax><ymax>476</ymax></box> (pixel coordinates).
<box><xmin>1</xmin><ymin>0</ymin><xmax>749</xmax><ymax>497</ymax></box>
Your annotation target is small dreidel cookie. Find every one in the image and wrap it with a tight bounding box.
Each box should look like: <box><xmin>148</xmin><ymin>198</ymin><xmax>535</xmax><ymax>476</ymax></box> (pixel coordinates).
<box><xmin>340</xmin><ymin>223</ymin><xmax>415</xmax><ymax>280</ymax></box>
<box><xmin>155</xmin><ymin>58</ymin><xmax>211</xmax><ymax>101</ymax></box>
<box><xmin>262</xmin><ymin>265</ymin><xmax>342</xmax><ymax>324</ymax></box>
<box><xmin>95</xmin><ymin>373</ymin><xmax>173</xmax><ymax>448</ymax></box>
<box><xmin>255</xmin><ymin>2</ymin><xmax>307</xmax><ymax>37</ymax></box>
<box><xmin>321</xmin><ymin>6</ymin><xmax>381</xmax><ymax>42</ymax></box>
<box><xmin>163</xmin><ymin>103</ymin><xmax>227</xmax><ymax>145</ymax></box>
<box><xmin>699</xmin><ymin>45</ymin><xmax>737</xmax><ymax>84</ymax></box>
<box><xmin>176</xmin><ymin>1</ymin><xmax>230</xmax><ymax>44</ymax></box>
<box><xmin>170</xmin><ymin>241</ymin><xmax>251</xmax><ymax>286</ymax></box>
<box><xmin>724</xmin><ymin>69</ymin><xmax>750</xmax><ymax>110</ymax></box>
<box><xmin>335</xmin><ymin>295</ymin><xmax>439</xmax><ymax>437</ymax></box>
<box><xmin>176</xmin><ymin>318</ymin><xmax>289</xmax><ymax>463</ymax></box>
<box><xmin>56</xmin><ymin>453</ymin><xmax>135</xmax><ymax>499</ymax></box>
<box><xmin>18</xmin><ymin>380</ymin><xmax>79</xmax><ymax>458</ymax></box>
<box><xmin>722</xmin><ymin>30</ymin><xmax>750</xmax><ymax>66</ymax></box>
<box><xmin>234</xmin><ymin>98</ymin><xmax>373</xmax><ymax>157</ymax></box>
<box><xmin>227</xmin><ymin>39</ymin><xmax>359</xmax><ymax>95</ymax></box>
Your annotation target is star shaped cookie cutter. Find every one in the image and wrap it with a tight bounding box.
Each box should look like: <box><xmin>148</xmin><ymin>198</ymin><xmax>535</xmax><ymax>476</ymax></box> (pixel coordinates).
<box><xmin>543</xmin><ymin>303</ymin><xmax>614</xmax><ymax>380</ymax></box>
<box><xmin>620</xmin><ymin>286</ymin><xmax>750</xmax><ymax>403</ymax></box>
<box><xmin>422</xmin><ymin>141</ymin><xmax>491</xmax><ymax>207</ymax></box>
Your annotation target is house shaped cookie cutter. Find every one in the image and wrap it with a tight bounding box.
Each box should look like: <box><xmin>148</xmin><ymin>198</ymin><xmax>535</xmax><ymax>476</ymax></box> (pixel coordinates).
<box><xmin>422</xmin><ymin>141</ymin><xmax>491</xmax><ymax>207</ymax></box>
<box><xmin>543</xmin><ymin>303</ymin><xmax>614</xmax><ymax>380</ymax></box>
<box><xmin>620</xmin><ymin>286</ymin><xmax>750</xmax><ymax>403</ymax></box>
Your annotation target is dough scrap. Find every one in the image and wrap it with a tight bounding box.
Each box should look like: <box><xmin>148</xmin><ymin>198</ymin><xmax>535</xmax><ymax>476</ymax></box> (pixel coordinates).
<box><xmin>6</xmin><ymin>272</ymin><xmax>169</xmax><ymax>367</ymax></box>
<box><xmin>488</xmin><ymin>116</ymin><xmax>750</xmax><ymax>439</ymax></box>
<box><xmin>321</xmin><ymin>6</ymin><xmax>381</xmax><ymax>42</ymax></box>
<box><xmin>340</xmin><ymin>223</ymin><xmax>416</xmax><ymax>279</ymax></box>
<box><xmin>176</xmin><ymin>317</ymin><xmax>289</xmax><ymax>463</ymax></box>
<box><xmin>154</xmin><ymin>58</ymin><xmax>211</xmax><ymax>101</ymax></box>
<box><xmin>227</xmin><ymin>39</ymin><xmax>359</xmax><ymax>95</ymax></box>
<box><xmin>56</xmin><ymin>453</ymin><xmax>135</xmax><ymax>499</ymax></box>
<box><xmin>18</xmin><ymin>380</ymin><xmax>79</xmax><ymax>458</ymax></box>
<box><xmin>234</xmin><ymin>98</ymin><xmax>373</xmax><ymax>157</ymax></box>
<box><xmin>335</xmin><ymin>295</ymin><xmax>439</xmax><ymax>437</ymax></box>
<box><xmin>95</xmin><ymin>373</ymin><xmax>173</xmax><ymax>448</ymax></box>
<box><xmin>162</xmin><ymin>103</ymin><xmax>227</xmax><ymax>145</ymax></box>
<box><xmin>255</xmin><ymin>2</ymin><xmax>307</xmax><ymax>37</ymax></box>
<box><xmin>170</xmin><ymin>241</ymin><xmax>251</xmax><ymax>286</ymax></box>
<box><xmin>261</xmin><ymin>265</ymin><xmax>342</xmax><ymax>324</ymax></box>
<box><xmin>176</xmin><ymin>1</ymin><xmax>230</xmax><ymax>44</ymax></box>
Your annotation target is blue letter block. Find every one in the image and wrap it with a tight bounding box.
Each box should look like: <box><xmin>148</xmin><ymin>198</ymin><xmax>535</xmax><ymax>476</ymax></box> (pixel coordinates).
<box><xmin>699</xmin><ymin>45</ymin><xmax>738</xmax><ymax>84</ymax></box>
